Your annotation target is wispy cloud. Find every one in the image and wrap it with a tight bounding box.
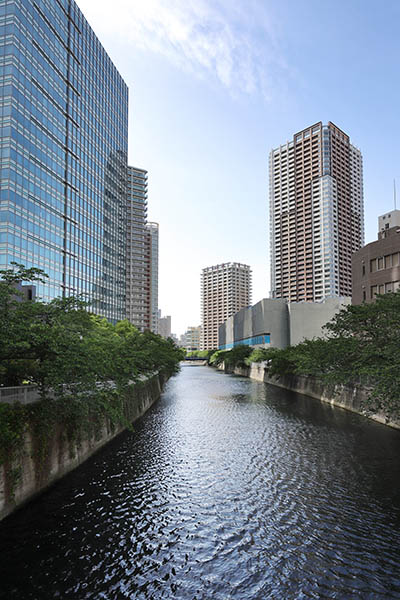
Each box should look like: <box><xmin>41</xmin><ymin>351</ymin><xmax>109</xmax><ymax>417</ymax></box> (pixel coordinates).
<box><xmin>77</xmin><ymin>0</ymin><xmax>289</xmax><ymax>98</ymax></box>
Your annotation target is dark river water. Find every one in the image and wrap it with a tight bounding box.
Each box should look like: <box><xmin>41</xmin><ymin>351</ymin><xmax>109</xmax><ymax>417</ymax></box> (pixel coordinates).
<box><xmin>1</xmin><ymin>366</ymin><xmax>400</xmax><ymax>599</ymax></box>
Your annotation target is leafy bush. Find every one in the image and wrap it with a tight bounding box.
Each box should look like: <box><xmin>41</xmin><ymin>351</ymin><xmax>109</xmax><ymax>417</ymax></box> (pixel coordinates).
<box><xmin>246</xmin><ymin>347</ymin><xmax>276</xmax><ymax>364</ymax></box>
<box><xmin>209</xmin><ymin>350</ymin><xmax>226</xmax><ymax>366</ymax></box>
<box><xmin>187</xmin><ymin>349</ymin><xmax>217</xmax><ymax>362</ymax></box>
<box><xmin>210</xmin><ymin>345</ymin><xmax>252</xmax><ymax>369</ymax></box>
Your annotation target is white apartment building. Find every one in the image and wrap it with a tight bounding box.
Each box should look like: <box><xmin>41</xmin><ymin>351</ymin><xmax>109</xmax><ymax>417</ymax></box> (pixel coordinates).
<box><xmin>146</xmin><ymin>222</ymin><xmax>159</xmax><ymax>334</ymax></box>
<box><xmin>201</xmin><ymin>263</ymin><xmax>252</xmax><ymax>350</ymax></box>
<box><xmin>126</xmin><ymin>168</ymin><xmax>159</xmax><ymax>333</ymax></box>
<box><xmin>126</xmin><ymin>167</ymin><xmax>149</xmax><ymax>330</ymax></box>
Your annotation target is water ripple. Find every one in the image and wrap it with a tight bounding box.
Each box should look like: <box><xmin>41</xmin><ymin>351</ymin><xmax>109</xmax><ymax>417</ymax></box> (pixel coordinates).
<box><xmin>0</xmin><ymin>367</ymin><xmax>400</xmax><ymax>599</ymax></box>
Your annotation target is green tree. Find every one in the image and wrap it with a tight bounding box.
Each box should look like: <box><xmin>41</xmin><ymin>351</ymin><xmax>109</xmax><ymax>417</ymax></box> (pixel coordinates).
<box><xmin>0</xmin><ymin>264</ymin><xmax>185</xmax><ymax>394</ymax></box>
<box><xmin>0</xmin><ymin>263</ymin><xmax>48</xmax><ymax>385</ymax></box>
<box><xmin>210</xmin><ymin>345</ymin><xmax>252</xmax><ymax>369</ymax></box>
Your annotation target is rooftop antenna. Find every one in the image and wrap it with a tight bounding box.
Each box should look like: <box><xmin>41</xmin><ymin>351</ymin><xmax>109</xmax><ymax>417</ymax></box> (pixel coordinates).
<box><xmin>394</xmin><ymin>179</ymin><xmax>397</xmax><ymax>210</ymax></box>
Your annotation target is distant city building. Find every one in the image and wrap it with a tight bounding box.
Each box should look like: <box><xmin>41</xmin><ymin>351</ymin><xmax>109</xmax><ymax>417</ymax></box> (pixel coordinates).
<box><xmin>146</xmin><ymin>222</ymin><xmax>159</xmax><ymax>333</ymax></box>
<box><xmin>201</xmin><ymin>263</ymin><xmax>252</xmax><ymax>350</ymax></box>
<box><xmin>270</xmin><ymin>121</ymin><xmax>364</xmax><ymax>302</ymax></box>
<box><xmin>0</xmin><ymin>0</ymin><xmax>128</xmax><ymax>322</ymax></box>
<box><xmin>126</xmin><ymin>167</ymin><xmax>149</xmax><ymax>330</ymax></box>
<box><xmin>219</xmin><ymin>297</ymin><xmax>350</xmax><ymax>350</ymax></box>
<box><xmin>182</xmin><ymin>326</ymin><xmax>201</xmax><ymax>352</ymax></box>
<box><xmin>352</xmin><ymin>210</ymin><xmax>400</xmax><ymax>304</ymax></box>
<box><xmin>158</xmin><ymin>314</ymin><xmax>171</xmax><ymax>338</ymax></box>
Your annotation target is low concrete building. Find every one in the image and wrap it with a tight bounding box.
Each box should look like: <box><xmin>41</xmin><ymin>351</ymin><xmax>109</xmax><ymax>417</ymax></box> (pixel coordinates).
<box><xmin>218</xmin><ymin>297</ymin><xmax>350</xmax><ymax>350</ymax></box>
<box><xmin>352</xmin><ymin>210</ymin><xmax>400</xmax><ymax>304</ymax></box>
<box><xmin>219</xmin><ymin>298</ymin><xmax>289</xmax><ymax>350</ymax></box>
<box><xmin>288</xmin><ymin>297</ymin><xmax>350</xmax><ymax>346</ymax></box>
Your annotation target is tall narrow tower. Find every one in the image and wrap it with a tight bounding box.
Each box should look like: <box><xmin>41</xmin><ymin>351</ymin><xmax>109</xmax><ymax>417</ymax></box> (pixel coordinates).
<box><xmin>146</xmin><ymin>222</ymin><xmax>159</xmax><ymax>334</ymax></box>
<box><xmin>269</xmin><ymin>122</ymin><xmax>364</xmax><ymax>302</ymax></box>
<box><xmin>126</xmin><ymin>167</ymin><xmax>148</xmax><ymax>330</ymax></box>
<box><xmin>201</xmin><ymin>262</ymin><xmax>252</xmax><ymax>350</ymax></box>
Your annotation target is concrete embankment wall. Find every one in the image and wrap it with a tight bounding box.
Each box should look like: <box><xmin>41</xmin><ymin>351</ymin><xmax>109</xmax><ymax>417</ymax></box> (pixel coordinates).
<box><xmin>0</xmin><ymin>373</ymin><xmax>167</xmax><ymax>522</ymax></box>
<box><xmin>222</xmin><ymin>362</ymin><xmax>400</xmax><ymax>431</ymax></box>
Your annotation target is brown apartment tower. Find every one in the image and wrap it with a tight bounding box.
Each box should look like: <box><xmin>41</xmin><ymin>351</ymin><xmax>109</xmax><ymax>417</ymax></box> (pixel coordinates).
<box><xmin>270</xmin><ymin>122</ymin><xmax>364</xmax><ymax>302</ymax></box>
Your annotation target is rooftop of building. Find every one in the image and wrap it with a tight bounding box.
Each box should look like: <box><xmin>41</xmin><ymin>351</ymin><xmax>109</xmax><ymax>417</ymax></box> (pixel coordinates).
<box><xmin>271</xmin><ymin>121</ymin><xmax>361</xmax><ymax>154</ymax></box>
<box><xmin>128</xmin><ymin>166</ymin><xmax>148</xmax><ymax>176</ymax></box>
<box><xmin>202</xmin><ymin>262</ymin><xmax>251</xmax><ymax>273</ymax></box>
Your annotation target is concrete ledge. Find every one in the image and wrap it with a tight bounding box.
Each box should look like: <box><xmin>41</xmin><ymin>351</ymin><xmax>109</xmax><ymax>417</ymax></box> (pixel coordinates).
<box><xmin>0</xmin><ymin>373</ymin><xmax>167</xmax><ymax>522</ymax></box>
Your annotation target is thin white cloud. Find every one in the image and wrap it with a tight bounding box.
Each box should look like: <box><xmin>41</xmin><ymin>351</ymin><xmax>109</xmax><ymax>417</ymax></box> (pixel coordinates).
<box><xmin>77</xmin><ymin>0</ymin><xmax>288</xmax><ymax>98</ymax></box>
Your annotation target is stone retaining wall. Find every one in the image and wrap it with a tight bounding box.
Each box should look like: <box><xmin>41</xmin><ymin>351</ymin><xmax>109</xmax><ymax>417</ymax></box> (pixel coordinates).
<box><xmin>0</xmin><ymin>373</ymin><xmax>167</xmax><ymax>521</ymax></box>
<box><xmin>223</xmin><ymin>362</ymin><xmax>400</xmax><ymax>431</ymax></box>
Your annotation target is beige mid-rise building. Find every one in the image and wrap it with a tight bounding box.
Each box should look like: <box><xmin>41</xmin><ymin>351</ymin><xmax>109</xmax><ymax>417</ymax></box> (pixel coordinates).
<box><xmin>201</xmin><ymin>263</ymin><xmax>252</xmax><ymax>350</ymax></box>
<box><xmin>182</xmin><ymin>326</ymin><xmax>201</xmax><ymax>352</ymax></box>
<box><xmin>270</xmin><ymin>121</ymin><xmax>364</xmax><ymax>302</ymax></box>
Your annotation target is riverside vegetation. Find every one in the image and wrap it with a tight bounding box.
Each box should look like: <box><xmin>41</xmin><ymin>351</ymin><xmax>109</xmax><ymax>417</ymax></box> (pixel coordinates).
<box><xmin>205</xmin><ymin>292</ymin><xmax>400</xmax><ymax>421</ymax></box>
<box><xmin>0</xmin><ymin>264</ymin><xmax>185</xmax><ymax>478</ymax></box>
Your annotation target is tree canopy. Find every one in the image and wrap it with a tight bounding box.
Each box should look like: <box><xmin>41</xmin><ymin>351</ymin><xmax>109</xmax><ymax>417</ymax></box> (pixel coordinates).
<box><xmin>0</xmin><ymin>264</ymin><xmax>185</xmax><ymax>397</ymax></box>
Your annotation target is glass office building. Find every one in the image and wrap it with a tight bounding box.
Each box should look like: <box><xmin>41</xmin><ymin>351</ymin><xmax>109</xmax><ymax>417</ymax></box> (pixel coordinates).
<box><xmin>0</xmin><ymin>0</ymin><xmax>128</xmax><ymax>321</ymax></box>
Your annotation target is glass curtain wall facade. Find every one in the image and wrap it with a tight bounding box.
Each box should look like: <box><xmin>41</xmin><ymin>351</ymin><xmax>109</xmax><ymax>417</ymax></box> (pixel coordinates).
<box><xmin>126</xmin><ymin>166</ymin><xmax>148</xmax><ymax>330</ymax></box>
<box><xmin>0</xmin><ymin>0</ymin><xmax>128</xmax><ymax>321</ymax></box>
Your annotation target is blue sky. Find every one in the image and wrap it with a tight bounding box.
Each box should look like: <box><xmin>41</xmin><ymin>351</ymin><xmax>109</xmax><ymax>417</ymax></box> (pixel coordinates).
<box><xmin>78</xmin><ymin>0</ymin><xmax>400</xmax><ymax>336</ymax></box>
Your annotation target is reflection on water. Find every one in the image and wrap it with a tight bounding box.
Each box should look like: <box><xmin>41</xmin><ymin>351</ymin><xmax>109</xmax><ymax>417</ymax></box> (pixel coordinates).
<box><xmin>0</xmin><ymin>366</ymin><xmax>400</xmax><ymax>599</ymax></box>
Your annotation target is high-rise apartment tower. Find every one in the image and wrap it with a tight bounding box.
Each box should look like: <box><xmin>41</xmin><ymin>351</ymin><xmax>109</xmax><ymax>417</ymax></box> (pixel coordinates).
<box><xmin>0</xmin><ymin>0</ymin><xmax>128</xmax><ymax>321</ymax></box>
<box><xmin>201</xmin><ymin>262</ymin><xmax>252</xmax><ymax>350</ymax></box>
<box><xmin>146</xmin><ymin>222</ymin><xmax>159</xmax><ymax>333</ymax></box>
<box><xmin>126</xmin><ymin>167</ymin><xmax>148</xmax><ymax>330</ymax></box>
<box><xmin>270</xmin><ymin>122</ymin><xmax>364</xmax><ymax>302</ymax></box>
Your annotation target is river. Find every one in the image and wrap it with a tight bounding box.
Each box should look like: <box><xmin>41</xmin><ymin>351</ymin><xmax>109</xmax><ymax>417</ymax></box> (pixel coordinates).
<box><xmin>0</xmin><ymin>366</ymin><xmax>400</xmax><ymax>599</ymax></box>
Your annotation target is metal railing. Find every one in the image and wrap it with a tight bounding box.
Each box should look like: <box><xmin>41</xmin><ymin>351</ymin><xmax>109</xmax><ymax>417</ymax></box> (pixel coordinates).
<box><xmin>0</xmin><ymin>385</ymin><xmax>41</xmax><ymax>405</ymax></box>
<box><xmin>0</xmin><ymin>372</ymin><xmax>159</xmax><ymax>406</ymax></box>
